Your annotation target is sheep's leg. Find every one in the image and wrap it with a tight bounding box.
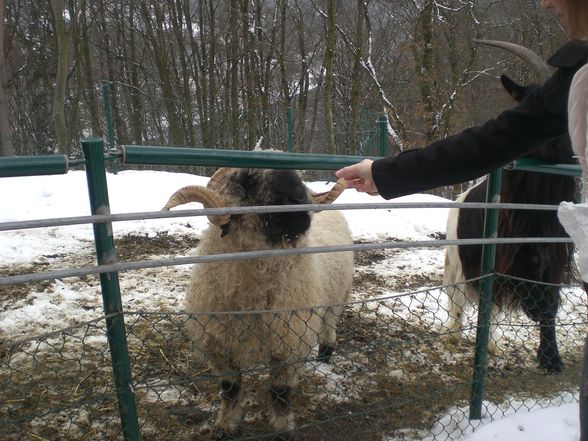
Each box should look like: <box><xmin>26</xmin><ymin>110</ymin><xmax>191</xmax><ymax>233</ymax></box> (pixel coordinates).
<box><xmin>268</xmin><ymin>357</ymin><xmax>298</xmax><ymax>439</ymax></box>
<box><xmin>212</xmin><ymin>365</ymin><xmax>244</xmax><ymax>438</ymax></box>
<box><xmin>538</xmin><ymin>318</ymin><xmax>563</xmax><ymax>373</ymax></box>
<box><xmin>317</xmin><ymin>305</ymin><xmax>343</xmax><ymax>363</ymax></box>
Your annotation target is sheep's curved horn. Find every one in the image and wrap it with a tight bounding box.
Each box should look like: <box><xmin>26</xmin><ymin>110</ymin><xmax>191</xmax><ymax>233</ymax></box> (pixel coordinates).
<box><xmin>161</xmin><ymin>186</ymin><xmax>230</xmax><ymax>226</ymax></box>
<box><xmin>474</xmin><ymin>39</ymin><xmax>551</xmax><ymax>82</ymax></box>
<box><xmin>312</xmin><ymin>179</ymin><xmax>348</xmax><ymax>204</ymax></box>
<box><xmin>207</xmin><ymin>167</ymin><xmax>237</xmax><ymax>191</ymax></box>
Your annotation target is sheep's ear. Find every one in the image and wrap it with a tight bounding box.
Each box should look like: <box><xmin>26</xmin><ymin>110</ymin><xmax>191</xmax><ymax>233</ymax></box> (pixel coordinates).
<box><xmin>500</xmin><ymin>74</ymin><xmax>528</xmax><ymax>102</ymax></box>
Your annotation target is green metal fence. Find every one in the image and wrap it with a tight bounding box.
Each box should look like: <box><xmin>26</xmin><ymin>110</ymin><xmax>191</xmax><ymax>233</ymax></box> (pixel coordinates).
<box><xmin>0</xmin><ymin>140</ymin><xmax>584</xmax><ymax>440</ymax></box>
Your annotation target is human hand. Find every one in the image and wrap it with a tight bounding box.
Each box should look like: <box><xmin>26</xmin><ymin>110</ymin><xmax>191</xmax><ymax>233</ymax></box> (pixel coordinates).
<box><xmin>335</xmin><ymin>159</ymin><xmax>379</xmax><ymax>195</ymax></box>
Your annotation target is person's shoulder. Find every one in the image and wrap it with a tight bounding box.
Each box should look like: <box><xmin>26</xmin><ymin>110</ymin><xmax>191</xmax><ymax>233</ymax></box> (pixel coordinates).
<box><xmin>548</xmin><ymin>40</ymin><xmax>588</xmax><ymax>69</ymax></box>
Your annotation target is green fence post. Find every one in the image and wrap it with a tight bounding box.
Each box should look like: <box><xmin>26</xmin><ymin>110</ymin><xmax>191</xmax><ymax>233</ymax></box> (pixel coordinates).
<box><xmin>102</xmin><ymin>81</ymin><xmax>119</xmax><ymax>174</ymax></box>
<box><xmin>379</xmin><ymin>116</ymin><xmax>388</xmax><ymax>156</ymax></box>
<box><xmin>82</xmin><ymin>138</ymin><xmax>140</xmax><ymax>440</ymax></box>
<box><xmin>287</xmin><ymin>106</ymin><xmax>294</xmax><ymax>152</ymax></box>
<box><xmin>469</xmin><ymin>168</ymin><xmax>502</xmax><ymax>420</ymax></box>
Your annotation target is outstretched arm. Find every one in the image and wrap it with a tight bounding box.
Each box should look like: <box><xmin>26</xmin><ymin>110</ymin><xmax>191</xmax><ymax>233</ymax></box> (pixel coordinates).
<box><xmin>335</xmin><ymin>159</ymin><xmax>378</xmax><ymax>195</ymax></box>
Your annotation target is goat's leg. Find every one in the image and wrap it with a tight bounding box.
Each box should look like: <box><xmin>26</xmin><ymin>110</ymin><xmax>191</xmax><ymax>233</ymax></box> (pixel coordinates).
<box><xmin>442</xmin><ymin>242</ymin><xmax>467</xmax><ymax>341</ymax></box>
<box><xmin>538</xmin><ymin>318</ymin><xmax>563</xmax><ymax>373</ymax></box>
<box><xmin>268</xmin><ymin>357</ymin><xmax>298</xmax><ymax>439</ymax></box>
<box><xmin>520</xmin><ymin>282</ymin><xmax>563</xmax><ymax>373</ymax></box>
<box><xmin>486</xmin><ymin>304</ymin><xmax>503</xmax><ymax>356</ymax></box>
<box><xmin>317</xmin><ymin>305</ymin><xmax>343</xmax><ymax>363</ymax></box>
<box><xmin>444</xmin><ymin>284</ymin><xmax>467</xmax><ymax>343</ymax></box>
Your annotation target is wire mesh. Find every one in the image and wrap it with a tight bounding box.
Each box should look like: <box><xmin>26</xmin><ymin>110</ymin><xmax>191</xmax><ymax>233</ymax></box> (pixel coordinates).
<box><xmin>0</xmin><ymin>317</ymin><xmax>121</xmax><ymax>440</ymax></box>
<box><xmin>1</xmin><ymin>274</ymin><xmax>583</xmax><ymax>440</ymax></box>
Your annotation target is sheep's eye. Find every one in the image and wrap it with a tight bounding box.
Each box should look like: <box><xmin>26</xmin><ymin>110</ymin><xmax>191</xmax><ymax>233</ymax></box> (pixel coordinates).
<box><xmin>220</xmin><ymin>224</ymin><xmax>231</xmax><ymax>237</ymax></box>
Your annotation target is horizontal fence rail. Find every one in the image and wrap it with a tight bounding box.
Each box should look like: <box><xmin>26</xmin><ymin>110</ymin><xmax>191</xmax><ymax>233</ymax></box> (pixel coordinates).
<box><xmin>0</xmin><ymin>154</ymin><xmax>83</xmax><ymax>177</ymax></box>
<box><xmin>0</xmin><ymin>236</ymin><xmax>573</xmax><ymax>287</ymax></box>
<box><xmin>120</xmin><ymin>145</ymin><xmax>379</xmax><ymax>169</ymax></box>
<box><xmin>0</xmin><ymin>147</ymin><xmax>582</xmax><ymax>178</ymax></box>
<box><xmin>0</xmin><ymin>201</ymin><xmax>568</xmax><ymax>232</ymax></box>
<box><xmin>0</xmin><ymin>198</ymin><xmax>573</xmax><ymax>288</ymax></box>
<box><xmin>507</xmin><ymin>158</ymin><xmax>583</xmax><ymax>176</ymax></box>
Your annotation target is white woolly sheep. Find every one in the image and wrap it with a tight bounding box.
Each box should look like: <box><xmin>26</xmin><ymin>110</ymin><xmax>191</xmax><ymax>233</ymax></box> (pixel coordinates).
<box><xmin>162</xmin><ymin>167</ymin><xmax>354</xmax><ymax>439</ymax></box>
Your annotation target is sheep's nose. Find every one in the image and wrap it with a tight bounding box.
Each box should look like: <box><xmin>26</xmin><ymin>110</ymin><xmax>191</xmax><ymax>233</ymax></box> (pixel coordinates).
<box><xmin>283</xmin><ymin>195</ymin><xmax>307</xmax><ymax>205</ymax></box>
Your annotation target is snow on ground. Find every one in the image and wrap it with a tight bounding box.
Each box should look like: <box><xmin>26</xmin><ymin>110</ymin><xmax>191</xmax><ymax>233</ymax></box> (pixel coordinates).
<box><xmin>425</xmin><ymin>392</ymin><xmax>579</xmax><ymax>441</ymax></box>
<box><xmin>0</xmin><ymin>169</ymin><xmax>582</xmax><ymax>440</ymax></box>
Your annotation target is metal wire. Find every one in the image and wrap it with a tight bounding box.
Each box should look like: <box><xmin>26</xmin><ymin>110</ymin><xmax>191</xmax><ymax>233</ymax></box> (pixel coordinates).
<box><xmin>0</xmin><ymin>237</ymin><xmax>573</xmax><ymax>287</ymax></box>
<box><xmin>0</xmin><ymin>201</ymin><xmax>563</xmax><ymax>232</ymax></box>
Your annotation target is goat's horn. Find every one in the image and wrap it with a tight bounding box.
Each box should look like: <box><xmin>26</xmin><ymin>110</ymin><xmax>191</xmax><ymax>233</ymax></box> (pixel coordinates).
<box><xmin>474</xmin><ymin>39</ymin><xmax>551</xmax><ymax>82</ymax></box>
<box><xmin>312</xmin><ymin>179</ymin><xmax>348</xmax><ymax>204</ymax></box>
<box><xmin>207</xmin><ymin>167</ymin><xmax>237</xmax><ymax>191</ymax></box>
<box><xmin>161</xmin><ymin>186</ymin><xmax>230</xmax><ymax>226</ymax></box>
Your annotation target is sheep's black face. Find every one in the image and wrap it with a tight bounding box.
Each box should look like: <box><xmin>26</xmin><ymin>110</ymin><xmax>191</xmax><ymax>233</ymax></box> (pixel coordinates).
<box><xmin>234</xmin><ymin>169</ymin><xmax>312</xmax><ymax>246</ymax></box>
<box><xmin>262</xmin><ymin>170</ymin><xmax>311</xmax><ymax>245</ymax></box>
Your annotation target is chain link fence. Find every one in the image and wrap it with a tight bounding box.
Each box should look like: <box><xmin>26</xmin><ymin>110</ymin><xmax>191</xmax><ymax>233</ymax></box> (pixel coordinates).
<box><xmin>1</xmin><ymin>273</ymin><xmax>584</xmax><ymax>440</ymax></box>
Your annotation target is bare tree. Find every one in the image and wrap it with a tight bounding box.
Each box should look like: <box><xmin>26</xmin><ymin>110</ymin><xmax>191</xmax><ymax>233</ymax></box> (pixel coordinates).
<box><xmin>138</xmin><ymin>2</ymin><xmax>185</xmax><ymax>146</ymax></box>
<box><xmin>3</xmin><ymin>0</ymin><xmax>570</xmax><ymax>163</ymax></box>
<box><xmin>347</xmin><ymin>0</ymin><xmax>365</xmax><ymax>155</ymax></box>
<box><xmin>228</xmin><ymin>0</ymin><xmax>241</xmax><ymax>149</ymax></box>
<box><xmin>71</xmin><ymin>0</ymin><xmax>101</xmax><ymax>138</ymax></box>
<box><xmin>323</xmin><ymin>0</ymin><xmax>336</xmax><ymax>154</ymax></box>
<box><xmin>49</xmin><ymin>0</ymin><xmax>71</xmax><ymax>155</ymax></box>
<box><xmin>0</xmin><ymin>0</ymin><xmax>14</xmax><ymax>156</ymax></box>
<box><xmin>414</xmin><ymin>1</ymin><xmax>435</xmax><ymax>144</ymax></box>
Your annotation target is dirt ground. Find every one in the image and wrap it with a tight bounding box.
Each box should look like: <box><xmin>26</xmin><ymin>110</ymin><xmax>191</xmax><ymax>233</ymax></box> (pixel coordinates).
<box><xmin>0</xmin><ymin>233</ymin><xmax>584</xmax><ymax>440</ymax></box>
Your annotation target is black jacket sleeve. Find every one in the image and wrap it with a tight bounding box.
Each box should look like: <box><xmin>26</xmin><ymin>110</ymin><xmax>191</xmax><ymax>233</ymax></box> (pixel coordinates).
<box><xmin>372</xmin><ymin>40</ymin><xmax>588</xmax><ymax>200</ymax></box>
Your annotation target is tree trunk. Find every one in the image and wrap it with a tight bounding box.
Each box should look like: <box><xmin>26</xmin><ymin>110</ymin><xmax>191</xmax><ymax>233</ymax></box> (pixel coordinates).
<box><xmin>228</xmin><ymin>0</ymin><xmax>241</xmax><ymax>149</ymax></box>
<box><xmin>49</xmin><ymin>0</ymin><xmax>71</xmax><ymax>155</ymax></box>
<box><xmin>293</xmin><ymin>0</ymin><xmax>311</xmax><ymax>152</ymax></box>
<box><xmin>323</xmin><ymin>0</ymin><xmax>336</xmax><ymax>154</ymax></box>
<box><xmin>126</xmin><ymin>5</ymin><xmax>145</xmax><ymax>144</ymax></box>
<box><xmin>171</xmin><ymin>0</ymin><xmax>196</xmax><ymax>146</ymax></box>
<box><xmin>241</xmin><ymin>0</ymin><xmax>258</xmax><ymax>149</ymax></box>
<box><xmin>415</xmin><ymin>1</ymin><xmax>436</xmax><ymax>144</ymax></box>
<box><xmin>206</xmin><ymin>0</ymin><xmax>219</xmax><ymax>148</ymax></box>
<box><xmin>0</xmin><ymin>0</ymin><xmax>13</xmax><ymax>156</ymax></box>
<box><xmin>74</xmin><ymin>0</ymin><xmax>101</xmax><ymax>137</ymax></box>
<box><xmin>96</xmin><ymin>0</ymin><xmax>129</xmax><ymax>145</ymax></box>
<box><xmin>260</xmin><ymin>1</ymin><xmax>279</xmax><ymax>147</ymax></box>
<box><xmin>348</xmin><ymin>0</ymin><xmax>365</xmax><ymax>155</ymax></box>
<box><xmin>139</xmin><ymin>2</ymin><xmax>184</xmax><ymax>146</ymax></box>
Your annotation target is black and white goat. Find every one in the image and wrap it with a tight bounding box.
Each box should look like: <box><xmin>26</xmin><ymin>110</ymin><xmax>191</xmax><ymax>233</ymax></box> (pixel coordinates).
<box><xmin>443</xmin><ymin>45</ymin><xmax>578</xmax><ymax>373</ymax></box>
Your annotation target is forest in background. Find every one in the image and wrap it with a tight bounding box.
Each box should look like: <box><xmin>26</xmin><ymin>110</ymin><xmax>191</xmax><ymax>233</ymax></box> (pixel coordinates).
<box><xmin>0</xmin><ymin>0</ymin><xmax>570</xmax><ymax>195</ymax></box>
